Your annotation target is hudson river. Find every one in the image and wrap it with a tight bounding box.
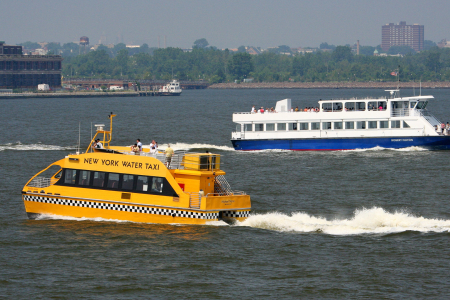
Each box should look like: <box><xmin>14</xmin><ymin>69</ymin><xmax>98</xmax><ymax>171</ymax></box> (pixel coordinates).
<box><xmin>1</xmin><ymin>88</ymin><xmax>450</xmax><ymax>299</ymax></box>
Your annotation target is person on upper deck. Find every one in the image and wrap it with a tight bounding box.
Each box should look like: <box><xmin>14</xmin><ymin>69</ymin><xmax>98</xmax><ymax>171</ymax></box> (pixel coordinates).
<box><xmin>165</xmin><ymin>144</ymin><xmax>174</xmax><ymax>168</ymax></box>
<box><xmin>136</xmin><ymin>139</ymin><xmax>142</xmax><ymax>151</ymax></box>
<box><xmin>149</xmin><ymin>140</ymin><xmax>158</xmax><ymax>154</ymax></box>
<box><xmin>251</xmin><ymin>106</ymin><xmax>256</xmax><ymax>113</ymax></box>
<box><xmin>131</xmin><ymin>144</ymin><xmax>139</xmax><ymax>154</ymax></box>
<box><xmin>96</xmin><ymin>139</ymin><xmax>103</xmax><ymax>149</ymax></box>
<box><xmin>260</xmin><ymin>107</ymin><xmax>264</xmax><ymax>113</ymax></box>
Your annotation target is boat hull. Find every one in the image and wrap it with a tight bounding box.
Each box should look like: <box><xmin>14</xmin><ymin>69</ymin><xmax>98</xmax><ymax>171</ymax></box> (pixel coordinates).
<box><xmin>158</xmin><ymin>92</ymin><xmax>181</xmax><ymax>96</ymax></box>
<box><xmin>23</xmin><ymin>194</ymin><xmax>250</xmax><ymax>224</ymax></box>
<box><xmin>231</xmin><ymin>136</ymin><xmax>450</xmax><ymax>151</ymax></box>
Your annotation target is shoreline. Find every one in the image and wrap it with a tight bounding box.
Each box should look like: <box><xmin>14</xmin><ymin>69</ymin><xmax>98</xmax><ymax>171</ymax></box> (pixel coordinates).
<box><xmin>208</xmin><ymin>81</ymin><xmax>450</xmax><ymax>89</ymax></box>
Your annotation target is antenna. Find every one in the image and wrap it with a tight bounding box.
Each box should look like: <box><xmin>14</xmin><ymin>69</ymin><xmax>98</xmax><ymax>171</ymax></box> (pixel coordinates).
<box><xmin>90</xmin><ymin>122</ymin><xmax>93</xmax><ymax>152</ymax></box>
<box><xmin>77</xmin><ymin>122</ymin><xmax>81</xmax><ymax>155</ymax></box>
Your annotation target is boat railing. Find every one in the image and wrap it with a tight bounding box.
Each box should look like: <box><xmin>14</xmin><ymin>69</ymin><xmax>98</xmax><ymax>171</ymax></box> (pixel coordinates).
<box><xmin>419</xmin><ymin>110</ymin><xmax>441</xmax><ymax>125</ymax></box>
<box><xmin>391</xmin><ymin>108</ymin><xmax>410</xmax><ymax>117</ymax></box>
<box><xmin>27</xmin><ymin>176</ymin><xmax>57</xmax><ymax>188</ymax></box>
<box><xmin>122</xmin><ymin>150</ymin><xmax>221</xmax><ymax>170</ymax></box>
<box><xmin>214</xmin><ymin>175</ymin><xmax>240</xmax><ymax>196</ymax></box>
<box><xmin>123</xmin><ymin>150</ymin><xmax>188</xmax><ymax>169</ymax></box>
<box><xmin>188</xmin><ymin>192</ymin><xmax>201</xmax><ymax>209</ymax></box>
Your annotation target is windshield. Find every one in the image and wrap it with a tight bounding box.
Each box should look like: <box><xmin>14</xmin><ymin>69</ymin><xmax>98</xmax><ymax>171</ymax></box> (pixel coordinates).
<box><xmin>416</xmin><ymin>101</ymin><xmax>428</xmax><ymax>109</ymax></box>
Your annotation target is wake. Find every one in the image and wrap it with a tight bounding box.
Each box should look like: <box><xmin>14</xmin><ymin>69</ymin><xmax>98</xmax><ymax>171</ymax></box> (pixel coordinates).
<box><xmin>237</xmin><ymin>207</ymin><xmax>450</xmax><ymax>235</ymax></box>
<box><xmin>0</xmin><ymin>142</ymin><xmax>75</xmax><ymax>151</ymax></box>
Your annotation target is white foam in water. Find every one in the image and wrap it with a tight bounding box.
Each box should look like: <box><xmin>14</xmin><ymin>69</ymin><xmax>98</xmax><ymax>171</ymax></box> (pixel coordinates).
<box><xmin>155</xmin><ymin>142</ymin><xmax>234</xmax><ymax>152</ymax></box>
<box><xmin>237</xmin><ymin>207</ymin><xmax>450</xmax><ymax>235</ymax></box>
<box><xmin>0</xmin><ymin>142</ymin><xmax>74</xmax><ymax>151</ymax></box>
<box><xmin>341</xmin><ymin>146</ymin><xmax>427</xmax><ymax>152</ymax></box>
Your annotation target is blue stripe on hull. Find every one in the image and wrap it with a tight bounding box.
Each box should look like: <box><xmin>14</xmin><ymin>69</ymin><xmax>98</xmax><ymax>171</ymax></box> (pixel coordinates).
<box><xmin>231</xmin><ymin>136</ymin><xmax>450</xmax><ymax>151</ymax></box>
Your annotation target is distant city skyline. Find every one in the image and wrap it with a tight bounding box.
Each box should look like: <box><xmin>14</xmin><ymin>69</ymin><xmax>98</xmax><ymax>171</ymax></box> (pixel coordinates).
<box><xmin>1</xmin><ymin>0</ymin><xmax>449</xmax><ymax>49</ymax></box>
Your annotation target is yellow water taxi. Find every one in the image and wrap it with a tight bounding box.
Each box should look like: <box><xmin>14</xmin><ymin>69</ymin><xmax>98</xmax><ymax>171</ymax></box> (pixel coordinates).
<box><xmin>22</xmin><ymin>114</ymin><xmax>250</xmax><ymax>224</ymax></box>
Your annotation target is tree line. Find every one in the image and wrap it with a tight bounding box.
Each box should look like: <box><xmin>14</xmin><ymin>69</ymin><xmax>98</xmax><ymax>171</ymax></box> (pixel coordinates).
<box><xmin>34</xmin><ymin>41</ymin><xmax>450</xmax><ymax>83</ymax></box>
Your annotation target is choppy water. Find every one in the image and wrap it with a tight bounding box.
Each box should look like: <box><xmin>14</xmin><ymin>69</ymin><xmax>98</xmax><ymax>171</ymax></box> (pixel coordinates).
<box><xmin>1</xmin><ymin>89</ymin><xmax>450</xmax><ymax>299</ymax></box>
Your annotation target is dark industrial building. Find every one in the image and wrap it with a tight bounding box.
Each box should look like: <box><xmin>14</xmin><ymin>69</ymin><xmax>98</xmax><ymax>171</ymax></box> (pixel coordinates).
<box><xmin>0</xmin><ymin>41</ymin><xmax>63</xmax><ymax>89</ymax></box>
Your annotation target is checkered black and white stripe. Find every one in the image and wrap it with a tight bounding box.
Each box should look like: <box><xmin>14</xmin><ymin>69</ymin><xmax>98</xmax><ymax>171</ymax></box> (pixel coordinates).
<box><xmin>223</xmin><ymin>210</ymin><xmax>251</xmax><ymax>218</ymax></box>
<box><xmin>24</xmin><ymin>195</ymin><xmax>218</xmax><ymax>220</ymax></box>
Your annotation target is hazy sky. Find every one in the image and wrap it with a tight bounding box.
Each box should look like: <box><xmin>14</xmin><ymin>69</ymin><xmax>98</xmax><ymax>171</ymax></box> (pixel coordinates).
<box><xmin>1</xmin><ymin>0</ymin><xmax>449</xmax><ymax>49</ymax></box>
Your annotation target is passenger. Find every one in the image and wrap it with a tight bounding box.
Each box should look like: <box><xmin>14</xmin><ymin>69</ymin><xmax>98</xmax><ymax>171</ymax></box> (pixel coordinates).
<box><xmin>92</xmin><ymin>140</ymin><xmax>97</xmax><ymax>149</ymax></box>
<box><xmin>165</xmin><ymin>144</ymin><xmax>174</xmax><ymax>168</ymax></box>
<box><xmin>136</xmin><ymin>139</ymin><xmax>142</xmax><ymax>151</ymax></box>
<box><xmin>251</xmin><ymin>106</ymin><xmax>256</xmax><ymax>113</ymax></box>
<box><xmin>304</xmin><ymin>107</ymin><xmax>307</xmax><ymax>112</ymax></box>
<box><xmin>441</xmin><ymin>123</ymin><xmax>445</xmax><ymax>134</ymax></box>
<box><xmin>96</xmin><ymin>139</ymin><xmax>103</xmax><ymax>149</ymax></box>
<box><xmin>379</xmin><ymin>105</ymin><xmax>383</xmax><ymax>110</ymax></box>
<box><xmin>295</xmin><ymin>106</ymin><xmax>299</xmax><ymax>112</ymax></box>
<box><xmin>260</xmin><ymin>107</ymin><xmax>264</xmax><ymax>113</ymax></box>
<box><xmin>131</xmin><ymin>144</ymin><xmax>139</xmax><ymax>154</ymax></box>
<box><xmin>149</xmin><ymin>140</ymin><xmax>157</xmax><ymax>154</ymax></box>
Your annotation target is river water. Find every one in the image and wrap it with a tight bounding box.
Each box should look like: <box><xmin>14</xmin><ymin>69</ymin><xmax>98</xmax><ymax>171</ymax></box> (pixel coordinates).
<box><xmin>1</xmin><ymin>89</ymin><xmax>450</xmax><ymax>299</ymax></box>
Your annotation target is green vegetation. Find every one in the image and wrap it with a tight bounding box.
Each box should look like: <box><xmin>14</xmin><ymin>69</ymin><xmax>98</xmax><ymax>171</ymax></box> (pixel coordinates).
<box><xmin>58</xmin><ymin>42</ymin><xmax>450</xmax><ymax>83</ymax></box>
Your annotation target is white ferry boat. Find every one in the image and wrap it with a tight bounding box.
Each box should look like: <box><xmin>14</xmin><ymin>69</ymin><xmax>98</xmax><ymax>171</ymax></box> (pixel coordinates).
<box><xmin>158</xmin><ymin>80</ymin><xmax>182</xmax><ymax>96</ymax></box>
<box><xmin>231</xmin><ymin>90</ymin><xmax>450</xmax><ymax>151</ymax></box>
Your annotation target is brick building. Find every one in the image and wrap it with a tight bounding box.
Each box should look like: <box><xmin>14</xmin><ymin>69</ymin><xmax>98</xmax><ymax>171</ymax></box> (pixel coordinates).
<box><xmin>381</xmin><ymin>21</ymin><xmax>424</xmax><ymax>52</ymax></box>
<box><xmin>0</xmin><ymin>41</ymin><xmax>63</xmax><ymax>89</ymax></box>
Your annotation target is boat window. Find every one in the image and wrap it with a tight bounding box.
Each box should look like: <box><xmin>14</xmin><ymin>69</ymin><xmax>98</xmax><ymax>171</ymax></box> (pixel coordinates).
<box><xmin>378</xmin><ymin>101</ymin><xmax>386</xmax><ymax>110</ymax></box>
<box><xmin>151</xmin><ymin>177</ymin><xmax>164</xmax><ymax>193</ymax></box>
<box><xmin>277</xmin><ymin>123</ymin><xmax>286</xmax><ymax>131</ymax></box>
<box><xmin>391</xmin><ymin>120</ymin><xmax>400</xmax><ymax>128</ymax></box>
<box><xmin>235</xmin><ymin>124</ymin><xmax>241</xmax><ymax>132</ymax></box>
<box><xmin>78</xmin><ymin>170</ymin><xmax>91</xmax><ymax>186</ymax></box>
<box><xmin>368</xmin><ymin>102</ymin><xmax>378</xmax><ymax>111</ymax></box>
<box><xmin>334</xmin><ymin>122</ymin><xmax>343</xmax><ymax>129</ymax></box>
<box><xmin>244</xmin><ymin>124</ymin><xmax>252</xmax><ymax>131</ymax></box>
<box><xmin>356</xmin><ymin>102</ymin><xmax>366</xmax><ymax>111</ymax></box>
<box><xmin>345</xmin><ymin>121</ymin><xmax>354</xmax><ymax>129</ymax></box>
<box><xmin>345</xmin><ymin>102</ymin><xmax>355</xmax><ymax>111</ymax></box>
<box><xmin>122</xmin><ymin>174</ymin><xmax>134</xmax><ymax>190</ymax></box>
<box><xmin>410</xmin><ymin>102</ymin><xmax>417</xmax><ymax>109</ymax></box>
<box><xmin>300</xmin><ymin>123</ymin><xmax>309</xmax><ymax>130</ymax></box>
<box><xmin>288</xmin><ymin>123</ymin><xmax>298</xmax><ymax>130</ymax></box>
<box><xmin>136</xmin><ymin>176</ymin><xmax>149</xmax><ymax>192</ymax></box>
<box><xmin>322</xmin><ymin>122</ymin><xmax>331</xmax><ymax>130</ymax></box>
<box><xmin>255</xmin><ymin>124</ymin><xmax>264</xmax><ymax>131</ymax></box>
<box><xmin>322</xmin><ymin>103</ymin><xmax>332</xmax><ymax>112</ymax></box>
<box><xmin>93</xmin><ymin>171</ymin><xmax>106</xmax><ymax>188</ymax></box>
<box><xmin>311</xmin><ymin>122</ymin><xmax>320</xmax><ymax>130</ymax></box>
<box><xmin>266</xmin><ymin>123</ymin><xmax>275</xmax><ymax>131</ymax></box>
<box><xmin>64</xmin><ymin>169</ymin><xmax>77</xmax><ymax>185</ymax></box>
<box><xmin>333</xmin><ymin>102</ymin><xmax>343</xmax><ymax>111</ymax></box>
<box><xmin>380</xmin><ymin>121</ymin><xmax>389</xmax><ymax>128</ymax></box>
<box><xmin>357</xmin><ymin>121</ymin><xmax>366</xmax><ymax>129</ymax></box>
<box><xmin>403</xmin><ymin>121</ymin><xmax>410</xmax><ymax>128</ymax></box>
<box><xmin>107</xmin><ymin>173</ymin><xmax>120</xmax><ymax>189</ymax></box>
<box><xmin>368</xmin><ymin>121</ymin><xmax>377</xmax><ymax>129</ymax></box>
<box><xmin>416</xmin><ymin>101</ymin><xmax>428</xmax><ymax>109</ymax></box>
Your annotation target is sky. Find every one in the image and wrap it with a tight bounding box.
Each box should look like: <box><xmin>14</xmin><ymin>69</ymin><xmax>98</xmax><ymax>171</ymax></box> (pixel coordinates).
<box><xmin>1</xmin><ymin>0</ymin><xmax>449</xmax><ymax>49</ymax></box>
